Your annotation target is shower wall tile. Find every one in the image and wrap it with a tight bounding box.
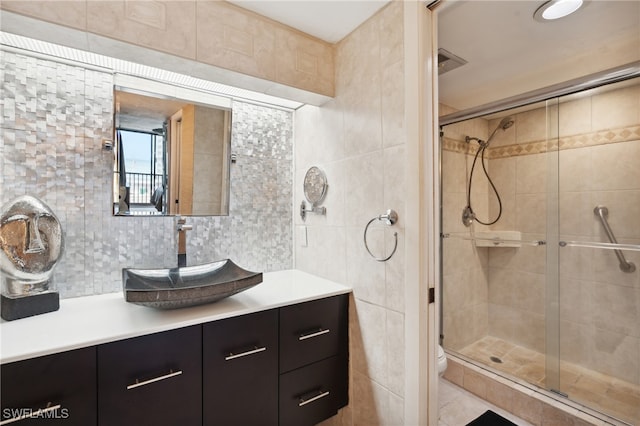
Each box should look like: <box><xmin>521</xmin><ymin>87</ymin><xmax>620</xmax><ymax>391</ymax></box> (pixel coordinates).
<box><xmin>515</xmin><ymin>193</ymin><xmax>546</xmax><ymax>234</ymax></box>
<box><xmin>559</xmin><ymin>191</ymin><xmax>594</xmax><ymax>237</ymax></box>
<box><xmin>591</xmin><ymin>140</ymin><xmax>640</xmax><ymax>191</ymax></box>
<box><xmin>558</xmin><ymin>147</ymin><xmax>593</xmax><ymax>191</ymax></box>
<box><xmin>592</xmin><ymin>84</ymin><xmax>640</xmax><ymax>131</ymax></box>
<box><xmin>515</xmin><ymin>153</ymin><xmax>547</xmax><ymax>194</ymax></box>
<box><xmin>559</xmin><ymin>96</ymin><xmax>592</xmax><ymax>137</ymax></box>
<box><xmin>513</xmin><ymin>107</ymin><xmax>546</xmax><ymax>145</ymax></box>
<box><xmin>1</xmin><ymin>51</ymin><xmax>293</xmax><ymax>298</ymax></box>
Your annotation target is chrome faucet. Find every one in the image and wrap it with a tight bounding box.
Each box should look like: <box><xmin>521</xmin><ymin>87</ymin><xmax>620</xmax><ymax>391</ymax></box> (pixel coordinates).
<box><xmin>176</xmin><ymin>216</ymin><xmax>192</xmax><ymax>267</ymax></box>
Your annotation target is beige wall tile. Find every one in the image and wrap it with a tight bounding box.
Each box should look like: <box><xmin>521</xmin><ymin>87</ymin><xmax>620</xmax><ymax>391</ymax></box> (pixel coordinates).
<box><xmin>559</xmin><ymin>96</ymin><xmax>592</xmax><ymax>137</ymax></box>
<box><xmin>592</xmin><ymin>84</ymin><xmax>640</xmax><ymax>131</ymax></box>
<box><xmin>347</xmin><ymin>226</ymin><xmax>385</xmax><ymax>306</ymax></box>
<box><xmin>378</xmin><ymin>2</ymin><xmax>403</xmax><ymax>69</ymax></box>
<box><xmin>340</xmin><ymin>86</ymin><xmax>383</xmax><ymax>158</ymax></box>
<box><xmin>516</xmin><ymin>153</ymin><xmax>547</xmax><ymax>194</ymax></box>
<box><xmin>88</xmin><ymin>1</ymin><xmax>196</xmax><ymax>59</ymax></box>
<box><xmin>381</xmin><ymin>59</ymin><xmax>405</xmax><ymax>148</ymax></box>
<box><xmin>1</xmin><ymin>1</ymin><xmax>86</xmax><ymax>30</ymax></box>
<box><xmin>591</xmin><ymin>140</ymin><xmax>640</xmax><ymax>191</ymax></box>
<box><xmin>516</xmin><ymin>193</ymin><xmax>547</xmax><ymax>234</ymax></box>
<box><xmin>275</xmin><ymin>28</ymin><xmax>334</xmax><ymax>96</ymax></box>
<box><xmin>559</xmin><ymin>147</ymin><xmax>593</xmax><ymax>192</ymax></box>
<box><xmin>462</xmin><ymin>367</ymin><xmax>489</xmax><ymax>399</ymax></box>
<box><xmin>559</xmin><ymin>191</ymin><xmax>594</xmax><ymax>237</ymax></box>
<box><xmin>195</xmin><ymin>1</ymin><xmax>275</xmax><ymax>81</ymax></box>
<box><xmin>344</xmin><ymin>152</ymin><xmax>384</xmax><ymax>228</ymax></box>
<box><xmin>515</xmin><ymin>108</ymin><xmax>547</xmax><ymax>144</ymax></box>
<box><xmin>351</xmin><ymin>300</ymin><xmax>388</xmax><ymax>388</ymax></box>
<box><xmin>386</xmin><ymin>310</ymin><xmax>405</xmax><ymax>397</ymax></box>
<box><xmin>351</xmin><ymin>370</ymin><xmax>388</xmax><ymax>426</ymax></box>
<box><xmin>512</xmin><ymin>391</ymin><xmax>543</xmax><ymax>425</ymax></box>
<box><xmin>443</xmin><ymin>358</ymin><xmax>464</xmax><ymax>386</ymax></box>
<box><xmin>294</xmin><ymin>102</ymin><xmax>345</xmax><ymax>170</ymax></box>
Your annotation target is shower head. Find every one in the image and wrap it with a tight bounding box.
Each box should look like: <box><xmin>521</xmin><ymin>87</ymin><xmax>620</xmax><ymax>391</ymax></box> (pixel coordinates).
<box><xmin>485</xmin><ymin>116</ymin><xmax>514</xmax><ymax>147</ymax></box>
<box><xmin>498</xmin><ymin>116</ymin><xmax>515</xmax><ymax>131</ymax></box>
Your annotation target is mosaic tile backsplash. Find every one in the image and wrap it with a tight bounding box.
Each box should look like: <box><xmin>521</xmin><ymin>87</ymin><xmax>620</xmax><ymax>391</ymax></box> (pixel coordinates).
<box><xmin>1</xmin><ymin>50</ymin><xmax>293</xmax><ymax>298</ymax></box>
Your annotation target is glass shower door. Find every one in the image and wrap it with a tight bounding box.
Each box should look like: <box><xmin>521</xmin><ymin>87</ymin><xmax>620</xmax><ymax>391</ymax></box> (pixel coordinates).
<box><xmin>556</xmin><ymin>77</ymin><xmax>640</xmax><ymax>424</ymax></box>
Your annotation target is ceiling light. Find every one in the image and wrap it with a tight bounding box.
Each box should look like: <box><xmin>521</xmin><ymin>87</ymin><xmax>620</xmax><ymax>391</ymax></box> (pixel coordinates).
<box><xmin>534</xmin><ymin>0</ymin><xmax>584</xmax><ymax>22</ymax></box>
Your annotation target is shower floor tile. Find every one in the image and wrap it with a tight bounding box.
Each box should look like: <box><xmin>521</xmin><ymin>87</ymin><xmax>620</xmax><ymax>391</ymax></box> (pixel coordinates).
<box><xmin>458</xmin><ymin>336</ymin><xmax>640</xmax><ymax>425</ymax></box>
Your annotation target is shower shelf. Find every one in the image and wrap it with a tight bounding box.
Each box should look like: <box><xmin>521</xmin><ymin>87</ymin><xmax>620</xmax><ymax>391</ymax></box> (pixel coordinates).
<box><xmin>441</xmin><ymin>233</ymin><xmax>545</xmax><ymax>247</ymax></box>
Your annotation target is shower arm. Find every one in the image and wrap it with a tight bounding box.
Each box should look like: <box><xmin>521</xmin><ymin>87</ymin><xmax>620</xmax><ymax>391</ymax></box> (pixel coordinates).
<box><xmin>593</xmin><ymin>206</ymin><xmax>636</xmax><ymax>273</ymax></box>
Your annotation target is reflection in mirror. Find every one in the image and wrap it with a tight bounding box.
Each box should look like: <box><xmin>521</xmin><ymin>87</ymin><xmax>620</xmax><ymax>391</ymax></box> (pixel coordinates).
<box><xmin>113</xmin><ymin>82</ymin><xmax>232</xmax><ymax>217</ymax></box>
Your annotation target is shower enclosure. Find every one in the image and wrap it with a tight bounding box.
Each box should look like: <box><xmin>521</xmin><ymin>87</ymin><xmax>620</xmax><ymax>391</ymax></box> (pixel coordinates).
<box><xmin>440</xmin><ymin>71</ymin><xmax>640</xmax><ymax>424</ymax></box>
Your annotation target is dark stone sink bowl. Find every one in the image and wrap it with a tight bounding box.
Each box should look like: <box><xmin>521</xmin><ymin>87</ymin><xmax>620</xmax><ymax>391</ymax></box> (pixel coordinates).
<box><xmin>123</xmin><ymin>259</ymin><xmax>262</xmax><ymax>309</ymax></box>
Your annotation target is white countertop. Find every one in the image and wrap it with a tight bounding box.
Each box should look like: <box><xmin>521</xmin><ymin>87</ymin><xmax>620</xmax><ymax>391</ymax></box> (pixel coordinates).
<box><xmin>0</xmin><ymin>270</ymin><xmax>351</xmax><ymax>364</ymax></box>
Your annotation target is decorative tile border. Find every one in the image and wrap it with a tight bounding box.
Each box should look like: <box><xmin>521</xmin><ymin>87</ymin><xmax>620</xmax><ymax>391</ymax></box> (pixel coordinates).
<box><xmin>443</xmin><ymin>125</ymin><xmax>640</xmax><ymax>159</ymax></box>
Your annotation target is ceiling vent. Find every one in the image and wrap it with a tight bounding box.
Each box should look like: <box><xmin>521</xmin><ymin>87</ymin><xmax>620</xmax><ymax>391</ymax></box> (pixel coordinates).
<box><xmin>438</xmin><ymin>48</ymin><xmax>467</xmax><ymax>75</ymax></box>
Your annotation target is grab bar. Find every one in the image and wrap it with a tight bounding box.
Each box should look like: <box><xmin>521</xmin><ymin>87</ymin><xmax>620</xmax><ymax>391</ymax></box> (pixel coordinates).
<box><xmin>593</xmin><ymin>206</ymin><xmax>636</xmax><ymax>273</ymax></box>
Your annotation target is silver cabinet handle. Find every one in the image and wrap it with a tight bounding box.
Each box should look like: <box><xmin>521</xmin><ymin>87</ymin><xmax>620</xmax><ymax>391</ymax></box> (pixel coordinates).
<box><xmin>224</xmin><ymin>346</ymin><xmax>266</xmax><ymax>361</ymax></box>
<box><xmin>0</xmin><ymin>403</ymin><xmax>61</xmax><ymax>425</ymax></box>
<box><xmin>298</xmin><ymin>390</ymin><xmax>330</xmax><ymax>407</ymax></box>
<box><xmin>126</xmin><ymin>369</ymin><xmax>183</xmax><ymax>390</ymax></box>
<box><xmin>298</xmin><ymin>328</ymin><xmax>330</xmax><ymax>341</ymax></box>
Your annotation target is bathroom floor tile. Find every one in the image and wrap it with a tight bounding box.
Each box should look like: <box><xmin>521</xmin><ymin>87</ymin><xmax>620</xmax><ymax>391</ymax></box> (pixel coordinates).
<box><xmin>456</xmin><ymin>335</ymin><xmax>640</xmax><ymax>425</ymax></box>
<box><xmin>438</xmin><ymin>378</ymin><xmax>533</xmax><ymax>426</ymax></box>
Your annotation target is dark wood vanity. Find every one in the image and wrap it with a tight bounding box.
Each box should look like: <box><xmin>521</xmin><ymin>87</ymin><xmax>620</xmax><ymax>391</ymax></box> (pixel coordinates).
<box><xmin>0</xmin><ymin>294</ymin><xmax>349</xmax><ymax>426</ymax></box>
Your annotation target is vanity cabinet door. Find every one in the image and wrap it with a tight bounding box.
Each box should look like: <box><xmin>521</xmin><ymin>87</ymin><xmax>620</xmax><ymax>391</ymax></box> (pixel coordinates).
<box><xmin>202</xmin><ymin>309</ymin><xmax>278</xmax><ymax>426</ymax></box>
<box><xmin>97</xmin><ymin>325</ymin><xmax>202</xmax><ymax>426</ymax></box>
<box><xmin>279</xmin><ymin>356</ymin><xmax>348</xmax><ymax>426</ymax></box>
<box><xmin>279</xmin><ymin>294</ymin><xmax>349</xmax><ymax>373</ymax></box>
<box><xmin>0</xmin><ymin>347</ymin><xmax>96</xmax><ymax>426</ymax></box>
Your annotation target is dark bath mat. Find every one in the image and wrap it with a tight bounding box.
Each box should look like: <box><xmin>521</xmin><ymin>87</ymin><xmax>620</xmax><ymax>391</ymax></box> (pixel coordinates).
<box><xmin>466</xmin><ymin>410</ymin><xmax>518</xmax><ymax>426</ymax></box>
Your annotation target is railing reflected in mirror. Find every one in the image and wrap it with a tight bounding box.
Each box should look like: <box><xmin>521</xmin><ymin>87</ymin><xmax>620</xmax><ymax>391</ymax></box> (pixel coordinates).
<box><xmin>113</xmin><ymin>75</ymin><xmax>232</xmax><ymax>217</ymax></box>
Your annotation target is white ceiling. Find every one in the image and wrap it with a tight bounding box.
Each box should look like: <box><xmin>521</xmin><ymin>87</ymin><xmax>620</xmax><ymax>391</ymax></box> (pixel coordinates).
<box><xmin>227</xmin><ymin>0</ymin><xmax>391</xmax><ymax>43</ymax></box>
<box><xmin>230</xmin><ymin>1</ymin><xmax>640</xmax><ymax>112</ymax></box>
<box><xmin>437</xmin><ymin>0</ymin><xmax>640</xmax><ymax>110</ymax></box>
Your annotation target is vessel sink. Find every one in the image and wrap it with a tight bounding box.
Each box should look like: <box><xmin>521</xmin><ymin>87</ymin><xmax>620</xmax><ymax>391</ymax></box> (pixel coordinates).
<box><xmin>123</xmin><ymin>259</ymin><xmax>262</xmax><ymax>309</ymax></box>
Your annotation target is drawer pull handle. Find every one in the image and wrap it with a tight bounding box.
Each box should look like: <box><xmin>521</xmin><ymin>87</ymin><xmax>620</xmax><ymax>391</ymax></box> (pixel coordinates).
<box><xmin>126</xmin><ymin>369</ymin><xmax>183</xmax><ymax>390</ymax></box>
<box><xmin>0</xmin><ymin>402</ymin><xmax>61</xmax><ymax>425</ymax></box>
<box><xmin>298</xmin><ymin>390</ymin><xmax>330</xmax><ymax>407</ymax></box>
<box><xmin>225</xmin><ymin>346</ymin><xmax>267</xmax><ymax>361</ymax></box>
<box><xmin>299</xmin><ymin>328</ymin><xmax>330</xmax><ymax>341</ymax></box>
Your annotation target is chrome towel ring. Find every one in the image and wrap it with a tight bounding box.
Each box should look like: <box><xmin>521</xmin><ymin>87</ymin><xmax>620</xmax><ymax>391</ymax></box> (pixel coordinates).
<box><xmin>364</xmin><ymin>209</ymin><xmax>399</xmax><ymax>262</ymax></box>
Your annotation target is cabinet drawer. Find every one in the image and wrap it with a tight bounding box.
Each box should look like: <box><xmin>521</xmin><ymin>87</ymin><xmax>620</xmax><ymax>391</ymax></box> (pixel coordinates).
<box><xmin>97</xmin><ymin>325</ymin><xmax>201</xmax><ymax>426</ymax></box>
<box><xmin>279</xmin><ymin>356</ymin><xmax>348</xmax><ymax>426</ymax></box>
<box><xmin>279</xmin><ymin>294</ymin><xmax>348</xmax><ymax>373</ymax></box>
<box><xmin>203</xmin><ymin>310</ymin><xmax>278</xmax><ymax>426</ymax></box>
<box><xmin>0</xmin><ymin>347</ymin><xmax>96</xmax><ymax>426</ymax></box>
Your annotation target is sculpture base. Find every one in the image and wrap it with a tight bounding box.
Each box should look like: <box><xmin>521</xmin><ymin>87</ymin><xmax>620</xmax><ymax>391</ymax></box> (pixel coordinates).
<box><xmin>1</xmin><ymin>292</ymin><xmax>59</xmax><ymax>321</ymax></box>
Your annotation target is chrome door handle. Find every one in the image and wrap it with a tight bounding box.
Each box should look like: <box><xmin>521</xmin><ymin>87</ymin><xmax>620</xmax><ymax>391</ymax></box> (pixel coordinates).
<box><xmin>0</xmin><ymin>403</ymin><xmax>61</xmax><ymax>425</ymax></box>
<box><xmin>126</xmin><ymin>369</ymin><xmax>183</xmax><ymax>390</ymax></box>
<box><xmin>298</xmin><ymin>328</ymin><xmax>330</xmax><ymax>341</ymax></box>
<box><xmin>298</xmin><ymin>390</ymin><xmax>330</xmax><ymax>407</ymax></box>
<box><xmin>224</xmin><ymin>346</ymin><xmax>267</xmax><ymax>361</ymax></box>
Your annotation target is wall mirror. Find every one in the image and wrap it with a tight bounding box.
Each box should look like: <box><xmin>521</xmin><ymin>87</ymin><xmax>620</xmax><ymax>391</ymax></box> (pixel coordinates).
<box><xmin>113</xmin><ymin>75</ymin><xmax>232</xmax><ymax>217</ymax></box>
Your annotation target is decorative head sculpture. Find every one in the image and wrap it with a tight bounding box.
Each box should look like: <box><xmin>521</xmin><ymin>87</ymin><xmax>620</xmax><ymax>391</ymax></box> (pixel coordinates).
<box><xmin>0</xmin><ymin>195</ymin><xmax>64</xmax><ymax>297</ymax></box>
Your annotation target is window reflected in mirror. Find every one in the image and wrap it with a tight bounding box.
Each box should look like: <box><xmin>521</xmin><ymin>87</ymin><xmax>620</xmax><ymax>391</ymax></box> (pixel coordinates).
<box><xmin>113</xmin><ymin>85</ymin><xmax>232</xmax><ymax>217</ymax></box>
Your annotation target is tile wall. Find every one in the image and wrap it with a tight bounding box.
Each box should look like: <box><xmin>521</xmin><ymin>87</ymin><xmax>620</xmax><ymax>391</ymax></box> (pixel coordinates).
<box><xmin>1</xmin><ymin>50</ymin><xmax>293</xmax><ymax>299</ymax></box>
<box><xmin>441</xmin><ymin>80</ymin><xmax>640</xmax><ymax>387</ymax></box>
<box><xmin>0</xmin><ymin>0</ymin><xmax>334</xmax><ymax>98</ymax></box>
<box><xmin>440</xmin><ymin>110</ymin><xmax>491</xmax><ymax>351</ymax></box>
<box><xmin>294</xmin><ymin>3</ymin><xmax>406</xmax><ymax>425</ymax></box>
